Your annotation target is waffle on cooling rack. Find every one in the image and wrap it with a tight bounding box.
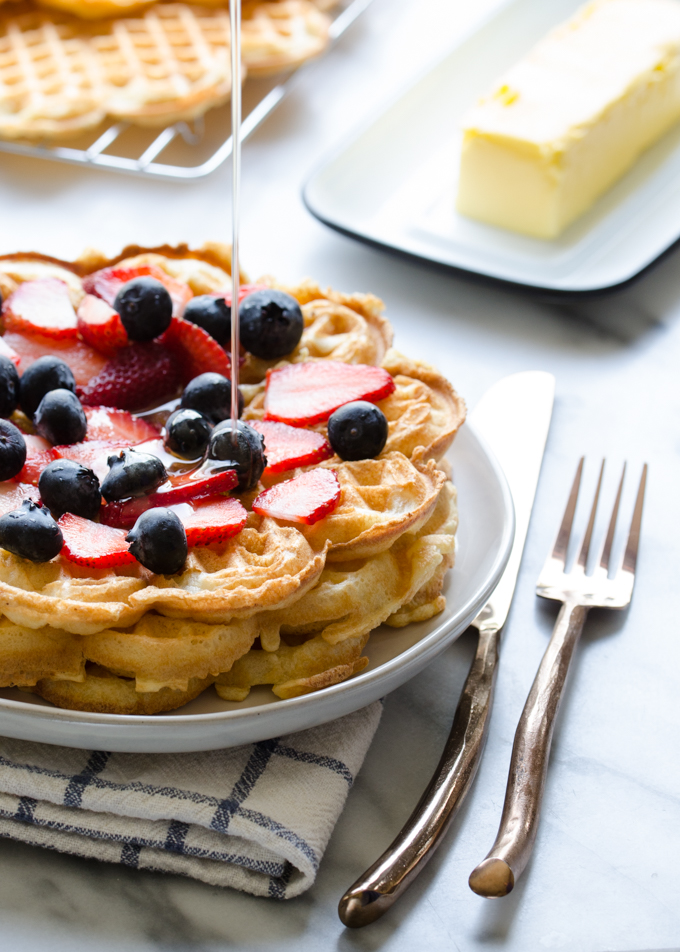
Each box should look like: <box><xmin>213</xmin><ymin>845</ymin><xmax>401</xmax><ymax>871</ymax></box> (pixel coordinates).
<box><xmin>0</xmin><ymin>0</ymin><xmax>329</xmax><ymax>137</ymax></box>
<box><xmin>0</xmin><ymin>243</ymin><xmax>465</xmax><ymax>713</ymax></box>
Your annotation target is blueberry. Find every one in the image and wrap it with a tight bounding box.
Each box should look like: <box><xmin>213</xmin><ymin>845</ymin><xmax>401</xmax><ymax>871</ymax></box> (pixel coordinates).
<box><xmin>208</xmin><ymin>420</ymin><xmax>266</xmax><ymax>490</ymax></box>
<box><xmin>34</xmin><ymin>389</ymin><xmax>87</xmax><ymax>446</ymax></box>
<box><xmin>0</xmin><ymin>354</ymin><xmax>19</xmax><ymax>418</ymax></box>
<box><xmin>164</xmin><ymin>408</ymin><xmax>212</xmax><ymax>460</ymax></box>
<box><xmin>20</xmin><ymin>355</ymin><xmax>76</xmax><ymax>419</ymax></box>
<box><xmin>327</xmin><ymin>401</ymin><xmax>388</xmax><ymax>461</ymax></box>
<box><xmin>101</xmin><ymin>448</ymin><xmax>167</xmax><ymax>502</ymax></box>
<box><xmin>126</xmin><ymin>507</ymin><xmax>187</xmax><ymax>575</ymax></box>
<box><xmin>0</xmin><ymin>499</ymin><xmax>63</xmax><ymax>562</ymax></box>
<box><xmin>239</xmin><ymin>289</ymin><xmax>304</xmax><ymax>360</ymax></box>
<box><xmin>39</xmin><ymin>459</ymin><xmax>101</xmax><ymax>520</ymax></box>
<box><xmin>114</xmin><ymin>277</ymin><xmax>173</xmax><ymax>342</ymax></box>
<box><xmin>180</xmin><ymin>372</ymin><xmax>243</xmax><ymax>424</ymax></box>
<box><xmin>0</xmin><ymin>419</ymin><xmax>26</xmax><ymax>481</ymax></box>
<box><xmin>183</xmin><ymin>295</ymin><xmax>231</xmax><ymax>347</ymax></box>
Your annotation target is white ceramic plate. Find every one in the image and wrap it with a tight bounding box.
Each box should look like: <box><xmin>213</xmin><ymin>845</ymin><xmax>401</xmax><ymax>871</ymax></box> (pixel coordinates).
<box><xmin>304</xmin><ymin>0</ymin><xmax>680</xmax><ymax>294</ymax></box>
<box><xmin>0</xmin><ymin>424</ymin><xmax>513</xmax><ymax>753</ymax></box>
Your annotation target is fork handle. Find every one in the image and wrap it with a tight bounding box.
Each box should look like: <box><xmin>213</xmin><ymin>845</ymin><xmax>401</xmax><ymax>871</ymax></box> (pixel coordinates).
<box><xmin>338</xmin><ymin>625</ymin><xmax>500</xmax><ymax>928</ymax></box>
<box><xmin>468</xmin><ymin>601</ymin><xmax>589</xmax><ymax>898</ymax></box>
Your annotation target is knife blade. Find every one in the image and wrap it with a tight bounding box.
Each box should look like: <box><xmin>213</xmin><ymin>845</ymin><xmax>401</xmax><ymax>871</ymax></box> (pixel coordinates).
<box><xmin>338</xmin><ymin>371</ymin><xmax>555</xmax><ymax>928</ymax></box>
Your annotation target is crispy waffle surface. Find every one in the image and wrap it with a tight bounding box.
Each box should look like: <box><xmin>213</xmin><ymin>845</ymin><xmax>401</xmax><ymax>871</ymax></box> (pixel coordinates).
<box><xmin>0</xmin><ymin>0</ymin><xmax>329</xmax><ymax>138</ymax></box>
<box><xmin>0</xmin><ymin>244</ymin><xmax>465</xmax><ymax>714</ymax></box>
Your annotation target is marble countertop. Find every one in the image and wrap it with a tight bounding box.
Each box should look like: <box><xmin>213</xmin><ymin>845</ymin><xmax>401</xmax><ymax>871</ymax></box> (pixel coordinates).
<box><xmin>0</xmin><ymin>0</ymin><xmax>678</xmax><ymax>949</ymax></box>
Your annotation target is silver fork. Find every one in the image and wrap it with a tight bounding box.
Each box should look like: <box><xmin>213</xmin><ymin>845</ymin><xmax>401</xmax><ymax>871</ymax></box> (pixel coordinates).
<box><xmin>468</xmin><ymin>458</ymin><xmax>647</xmax><ymax>898</ymax></box>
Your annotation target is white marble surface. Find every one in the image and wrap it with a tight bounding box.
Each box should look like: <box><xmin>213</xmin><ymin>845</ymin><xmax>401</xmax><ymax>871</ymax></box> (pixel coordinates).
<box><xmin>0</xmin><ymin>0</ymin><xmax>678</xmax><ymax>948</ymax></box>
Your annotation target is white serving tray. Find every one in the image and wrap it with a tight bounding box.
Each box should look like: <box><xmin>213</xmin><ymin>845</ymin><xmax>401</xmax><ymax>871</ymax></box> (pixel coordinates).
<box><xmin>304</xmin><ymin>0</ymin><xmax>680</xmax><ymax>294</ymax></box>
<box><xmin>0</xmin><ymin>424</ymin><xmax>513</xmax><ymax>753</ymax></box>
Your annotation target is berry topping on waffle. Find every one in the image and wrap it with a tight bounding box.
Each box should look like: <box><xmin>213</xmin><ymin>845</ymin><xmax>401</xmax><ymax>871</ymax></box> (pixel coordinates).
<box><xmin>0</xmin><ymin>245</ymin><xmax>464</xmax><ymax>715</ymax></box>
<box><xmin>264</xmin><ymin>360</ymin><xmax>396</xmax><ymax>426</ymax></box>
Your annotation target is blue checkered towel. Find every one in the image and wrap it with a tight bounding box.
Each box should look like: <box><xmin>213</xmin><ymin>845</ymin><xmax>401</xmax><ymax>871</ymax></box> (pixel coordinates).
<box><xmin>0</xmin><ymin>702</ymin><xmax>381</xmax><ymax>898</ymax></box>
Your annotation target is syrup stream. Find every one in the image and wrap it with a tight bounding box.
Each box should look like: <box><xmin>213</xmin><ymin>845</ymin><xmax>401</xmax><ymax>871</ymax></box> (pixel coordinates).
<box><xmin>229</xmin><ymin>0</ymin><xmax>242</xmax><ymax>443</ymax></box>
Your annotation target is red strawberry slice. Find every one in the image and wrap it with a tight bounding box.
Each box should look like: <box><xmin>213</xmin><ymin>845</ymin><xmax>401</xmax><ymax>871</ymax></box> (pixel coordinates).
<box><xmin>3</xmin><ymin>279</ymin><xmax>78</xmax><ymax>341</ymax></box>
<box><xmin>252</xmin><ymin>469</ymin><xmax>341</xmax><ymax>525</ymax></box>
<box><xmin>59</xmin><ymin>512</ymin><xmax>136</xmax><ymax>568</ymax></box>
<box><xmin>4</xmin><ymin>331</ymin><xmax>107</xmax><ymax>387</ymax></box>
<box><xmin>250</xmin><ymin>419</ymin><xmax>332</xmax><ymax>475</ymax></box>
<box><xmin>178</xmin><ymin>497</ymin><xmax>248</xmax><ymax>546</ymax></box>
<box><xmin>15</xmin><ymin>434</ymin><xmax>56</xmax><ymax>486</ymax></box>
<box><xmin>76</xmin><ymin>295</ymin><xmax>128</xmax><ymax>357</ymax></box>
<box><xmin>100</xmin><ymin>464</ymin><xmax>238</xmax><ymax>529</ymax></box>
<box><xmin>264</xmin><ymin>361</ymin><xmax>395</xmax><ymax>427</ymax></box>
<box><xmin>83</xmin><ymin>406</ymin><xmax>159</xmax><ymax>443</ymax></box>
<box><xmin>159</xmin><ymin>316</ymin><xmax>231</xmax><ymax>385</ymax></box>
<box><xmin>83</xmin><ymin>265</ymin><xmax>193</xmax><ymax>317</ymax></box>
<box><xmin>78</xmin><ymin>342</ymin><xmax>180</xmax><ymax>412</ymax></box>
<box><xmin>0</xmin><ymin>336</ymin><xmax>20</xmax><ymax>367</ymax></box>
<box><xmin>54</xmin><ymin>439</ymin><xmax>127</xmax><ymax>482</ymax></box>
<box><xmin>0</xmin><ymin>482</ymin><xmax>38</xmax><ymax>515</ymax></box>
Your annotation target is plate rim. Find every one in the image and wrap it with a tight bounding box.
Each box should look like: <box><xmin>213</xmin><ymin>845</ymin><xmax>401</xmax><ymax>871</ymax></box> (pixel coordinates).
<box><xmin>0</xmin><ymin>422</ymin><xmax>514</xmax><ymax>745</ymax></box>
<box><xmin>301</xmin><ymin>0</ymin><xmax>680</xmax><ymax>298</ymax></box>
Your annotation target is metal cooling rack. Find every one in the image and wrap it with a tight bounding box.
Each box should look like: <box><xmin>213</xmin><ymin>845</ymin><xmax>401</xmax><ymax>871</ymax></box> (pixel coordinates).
<box><xmin>0</xmin><ymin>0</ymin><xmax>372</xmax><ymax>180</ymax></box>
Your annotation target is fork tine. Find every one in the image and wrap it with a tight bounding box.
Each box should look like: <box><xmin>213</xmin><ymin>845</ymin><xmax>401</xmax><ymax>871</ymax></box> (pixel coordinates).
<box><xmin>550</xmin><ymin>457</ymin><xmax>584</xmax><ymax>564</ymax></box>
<box><xmin>577</xmin><ymin>459</ymin><xmax>605</xmax><ymax>568</ymax></box>
<box><xmin>621</xmin><ymin>463</ymin><xmax>648</xmax><ymax>575</ymax></box>
<box><xmin>599</xmin><ymin>463</ymin><xmax>625</xmax><ymax>571</ymax></box>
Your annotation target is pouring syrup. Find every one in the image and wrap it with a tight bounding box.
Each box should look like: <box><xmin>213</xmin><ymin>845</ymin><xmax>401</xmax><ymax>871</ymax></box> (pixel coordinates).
<box><xmin>229</xmin><ymin>0</ymin><xmax>242</xmax><ymax>442</ymax></box>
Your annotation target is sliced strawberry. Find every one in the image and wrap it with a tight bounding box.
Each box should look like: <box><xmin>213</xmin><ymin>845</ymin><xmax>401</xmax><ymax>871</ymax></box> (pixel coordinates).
<box><xmin>3</xmin><ymin>279</ymin><xmax>78</xmax><ymax>341</ymax></box>
<box><xmin>0</xmin><ymin>482</ymin><xmax>38</xmax><ymax>515</ymax></box>
<box><xmin>100</xmin><ymin>464</ymin><xmax>239</xmax><ymax>529</ymax></box>
<box><xmin>5</xmin><ymin>331</ymin><xmax>107</xmax><ymax>387</ymax></box>
<box><xmin>178</xmin><ymin>497</ymin><xmax>248</xmax><ymax>546</ymax></box>
<box><xmin>78</xmin><ymin>342</ymin><xmax>180</xmax><ymax>412</ymax></box>
<box><xmin>250</xmin><ymin>419</ymin><xmax>332</xmax><ymax>476</ymax></box>
<box><xmin>54</xmin><ymin>439</ymin><xmax>127</xmax><ymax>483</ymax></box>
<box><xmin>83</xmin><ymin>265</ymin><xmax>193</xmax><ymax>317</ymax></box>
<box><xmin>83</xmin><ymin>406</ymin><xmax>159</xmax><ymax>444</ymax></box>
<box><xmin>252</xmin><ymin>469</ymin><xmax>341</xmax><ymax>525</ymax></box>
<box><xmin>264</xmin><ymin>361</ymin><xmax>395</xmax><ymax>427</ymax></box>
<box><xmin>15</xmin><ymin>434</ymin><xmax>56</xmax><ymax>486</ymax></box>
<box><xmin>0</xmin><ymin>336</ymin><xmax>20</xmax><ymax>367</ymax></box>
<box><xmin>76</xmin><ymin>295</ymin><xmax>128</xmax><ymax>357</ymax></box>
<box><xmin>59</xmin><ymin>512</ymin><xmax>136</xmax><ymax>568</ymax></box>
<box><xmin>159</xmin><ymin>317</ymin><xmax>231</xmax><ymax>385</ymax></box>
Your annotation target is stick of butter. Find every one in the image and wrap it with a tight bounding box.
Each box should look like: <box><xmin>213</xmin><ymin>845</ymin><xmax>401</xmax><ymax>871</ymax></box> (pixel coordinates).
<box><xmin>456</xmin><ymin>0</ymin><xmax>680</xmax><ymax>239</ymax></box>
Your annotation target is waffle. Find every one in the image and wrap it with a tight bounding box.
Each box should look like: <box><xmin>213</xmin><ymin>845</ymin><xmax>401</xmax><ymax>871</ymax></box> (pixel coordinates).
<box><xmin>0</xmin><ymin>6</ymin><xmax>105</xmax><ymax>140</ymax></box>
<box><xmin>0</xmin><ymin>243</ymin><xmax>465</xmax><ymax>713</ymax></box>
<box><xmin>238</xmin><ymin>0</ymin><xmax>329</xmax><ymax>77</ymax></box>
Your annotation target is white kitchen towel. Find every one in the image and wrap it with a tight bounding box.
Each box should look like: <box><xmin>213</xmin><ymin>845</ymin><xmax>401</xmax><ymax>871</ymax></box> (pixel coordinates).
<box><xmin>0</xmin><ymin>701</ymin><xmax>381</xmax><ymax>899</ymax></box>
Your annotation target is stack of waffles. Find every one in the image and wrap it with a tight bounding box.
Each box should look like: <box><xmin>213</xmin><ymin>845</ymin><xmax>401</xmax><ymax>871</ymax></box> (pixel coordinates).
<box><xmin>0</xmin><ymin>243</ymin><xmax>465</xmax><ymax>715</ymax></box>
<box><xmin>0</xmin><ymin>0</ymin><xmax>332</xmax><ymax>138</ymax></box>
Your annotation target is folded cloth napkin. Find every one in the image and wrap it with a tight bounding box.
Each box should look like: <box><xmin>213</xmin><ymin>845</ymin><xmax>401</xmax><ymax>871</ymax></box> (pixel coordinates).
<box><xmin>0</xmin><ymin>701</ymin><xmax>381</xmax><ymax>899</ymax></box>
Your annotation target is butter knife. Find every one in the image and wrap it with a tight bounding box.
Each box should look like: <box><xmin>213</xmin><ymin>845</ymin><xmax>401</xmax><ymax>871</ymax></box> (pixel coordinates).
<box><xmin>338</xmin><ymin>371</ymin><xmax>555</xmax><ymax>928</ymax></box>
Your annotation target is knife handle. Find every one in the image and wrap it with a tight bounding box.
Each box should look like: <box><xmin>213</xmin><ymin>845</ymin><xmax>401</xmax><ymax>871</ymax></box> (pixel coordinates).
<box><xmin>468</xmin><ymin>602</ymin><xmax>588</xmax><ymax>898</ymax></box>
<box><xmin>338</xmin><ymin>625</ymin><xmax>500</xmax><ymax>928</ymax></box>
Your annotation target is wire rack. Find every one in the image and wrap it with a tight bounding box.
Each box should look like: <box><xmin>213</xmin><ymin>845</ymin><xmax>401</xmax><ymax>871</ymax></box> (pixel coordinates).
<box><xmin>0</xmin><ymin>0</ymin><xmax>372</xmax><ymax>181</ymax></box>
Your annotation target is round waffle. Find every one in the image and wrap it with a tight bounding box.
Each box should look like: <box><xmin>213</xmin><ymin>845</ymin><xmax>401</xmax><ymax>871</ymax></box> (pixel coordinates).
<box><xmin>0</xmin><ymin>243</ymin><xmax>464</xmax><ymax>713</ymax></box>
<box><xmin>0</xmin><ymin>5</ymin><xmax>104</xmax><ymax>140</ymax></box>
<box><xmin>237</xmin><ymin>0</ymin><xmax>329</xmax><ymax>77</ymax></box>
<box><xmin>89</xmin><ymin>4</ymin><xmax>233</xmax><ymax>126</ymax></box>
